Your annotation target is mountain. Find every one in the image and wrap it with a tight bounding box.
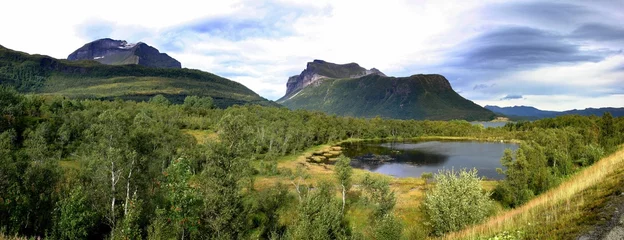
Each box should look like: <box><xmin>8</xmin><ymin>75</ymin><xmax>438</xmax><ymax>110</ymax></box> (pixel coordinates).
<box><xmin>0</xmin><ymin>44</ymin><xmax>276</xmax><ymax>108</ymax></box>
<box><xmin>278</xmin><ymin>59</ymin><xmax>386</xmax><ymax>101</ymax></box>
<box><xmin>279</xmin><ymin>61</ymin><xmax>495</xmax><ymax>120</ymax></box>
<box><xmin>485</xmin><ymin>105</ymin><xmax>624</xmax><ymax>119</ymax></box>
<box><xmin>67</xmin><ymin>38</ymin><xmax>181</xmax><ymax>69</ymax></box>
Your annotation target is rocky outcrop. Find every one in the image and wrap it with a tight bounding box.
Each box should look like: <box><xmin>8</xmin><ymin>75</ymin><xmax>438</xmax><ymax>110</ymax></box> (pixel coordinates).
<box><xmin>67</xmin><ymin>38</ymin><xmax>181</xmax><ymax>69</ymax></box>
<box><xmin>278</xmin><ymin>60</ymin><xmax>385</xmax><ymax>102</ymax></box>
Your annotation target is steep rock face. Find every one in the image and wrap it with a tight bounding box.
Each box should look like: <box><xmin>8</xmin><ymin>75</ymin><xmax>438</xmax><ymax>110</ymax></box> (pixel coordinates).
<box><xmin>67</xmin><ymin>38</ymin><xmax>181</xmax><ymax>69</ymax></box>
<box><xmin>279</xmin><ymin>60</ymin><xmax>385</xmax><ymax>101</ymax></box>
<box><xmin>281</xmin><ymin>73</ymin><xmax>495</xmax><ymax>121</ymax></box>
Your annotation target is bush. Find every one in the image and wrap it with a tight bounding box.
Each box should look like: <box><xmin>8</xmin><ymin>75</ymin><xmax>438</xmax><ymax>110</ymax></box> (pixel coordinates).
<box><xmin>423</xmin><ymin>168</ymin><xmax>494</xmax><ymax>236</ymax></box>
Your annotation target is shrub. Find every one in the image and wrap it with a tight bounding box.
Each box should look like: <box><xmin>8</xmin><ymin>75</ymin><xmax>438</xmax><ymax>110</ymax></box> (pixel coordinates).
<box><xmin>423</xmin><ymin>168</ymin><xmax>494</xmax><ymax>236</ymax></box>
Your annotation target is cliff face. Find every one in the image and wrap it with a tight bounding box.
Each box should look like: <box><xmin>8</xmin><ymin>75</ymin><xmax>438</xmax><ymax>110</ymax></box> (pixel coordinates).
<box><xmin>67</xmin><ymin>38</ymin><xmax>181</xmax><ymax>69</ymax></box>
<box><xmin>279</xmin><ymin>60</ymin><xmax>385</xmax><ymax>101</ymax></box>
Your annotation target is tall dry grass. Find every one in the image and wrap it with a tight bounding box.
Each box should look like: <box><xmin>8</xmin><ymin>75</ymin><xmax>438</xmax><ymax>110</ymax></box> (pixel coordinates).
<box><xmin>445</xmin><ymin>146</ymin><xmax>624</xmax><ymax>239</ymax></box>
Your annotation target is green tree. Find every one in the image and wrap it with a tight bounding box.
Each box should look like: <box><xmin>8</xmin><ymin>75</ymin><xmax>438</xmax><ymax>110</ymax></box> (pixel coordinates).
<box><xmin>149</xmin><ymin>94</ymin><xmax>171</xmax><ymax>106</ymax></box>
<box><xmin>53</xmin><ymin>186</ymin><xmax>97</xmax><ymax>240</ymax></box>
<box><xmin>334</xmin><ymin>156</ymin><xmax>352</xmax><ymax>212</ymax></box>
<box><xmin>423</xmin><ymin>168</ymin><xmax>494</xmax><ymax>236</ymax></box>
<box><xmin>161</xmin><ymin>157</ymin><xmax>202</xmax><ymax>239</ymax></box>
<box><xmin>286</xmin><ymin>182</ymin><xmax>348</xmax><ymax>240</ymax></box>
<box><xmin>114</xmin><ymin>193</ymin><xmax>143</xmax><ymax>240</ymax></box>
<box><xmin>361</xmin><ymin>174</ymin><xmax>396</xmax><ymax>218</ymax></box>
<box><xmin>373</xmin><ymin>214</ymin><xmax>403</xmax><ymax>240</ymax></box>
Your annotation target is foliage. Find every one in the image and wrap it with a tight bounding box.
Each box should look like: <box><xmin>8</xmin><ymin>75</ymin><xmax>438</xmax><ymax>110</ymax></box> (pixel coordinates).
<box><xmin>0</xmin><ymin>89</ymin><xmax>622</xmax><ymax>239</ymax></box>
<box><xmin>334</xmin><ymin>156</ymin><xmax>353</xmax><ymax>212</ymax></box>
<box><xmin>423</xmin><ymin>169</ymin><xmax>494</xmax><ymax>236</ymax></box>
<box><xmin>53</xmin><ymin>186</ymin><xmax>97</xmax><ymax>240</ymax></box>
<box><xmin>361</xmin><ymin>174</ymin><xmax>396</xmax><ymax>218</ymax></box>
<box><xmin>286</xmin><ymin>182</ymin><xmax>349</xmax><ymax>240</ymax></box>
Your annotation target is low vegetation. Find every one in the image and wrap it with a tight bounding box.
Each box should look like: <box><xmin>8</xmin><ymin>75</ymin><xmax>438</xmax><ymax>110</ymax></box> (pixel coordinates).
<box><xmin>0</xmin><ymin>86</ymin><xmax>623</xmax><ymax>239</ymax></box>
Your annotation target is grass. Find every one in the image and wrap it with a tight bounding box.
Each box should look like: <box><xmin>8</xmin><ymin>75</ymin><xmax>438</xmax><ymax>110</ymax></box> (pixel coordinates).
<box><xmin>182</xmin><ymin>129</ymin><xmax>219</xmax><ymax>145</ymax></box>
<box><xmin>445</xmin><ymin>145</ymin><xmax>624</xmax><ymax>239</ymax></box>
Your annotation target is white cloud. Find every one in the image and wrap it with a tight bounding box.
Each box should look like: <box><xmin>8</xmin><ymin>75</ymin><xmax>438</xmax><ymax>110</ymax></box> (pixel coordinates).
<box><xmin>1</xmin><ymin>0</ymin><xmax>622</xmax><ymax>110</ymax></box>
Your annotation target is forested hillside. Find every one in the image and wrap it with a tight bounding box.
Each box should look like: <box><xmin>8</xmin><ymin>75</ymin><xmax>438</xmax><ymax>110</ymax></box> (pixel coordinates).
<box><xmin>0</xmin><ymin>45</ymin><xmax>276</xmax><ymax>108</ymax></box>
<box><xmin>1</xmin><ymin>87</ymin><xmax>623</xmax><ymax>239</ymax></box>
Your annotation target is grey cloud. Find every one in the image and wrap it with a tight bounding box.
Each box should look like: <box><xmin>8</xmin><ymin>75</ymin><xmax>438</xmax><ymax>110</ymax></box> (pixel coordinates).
<box><xmin>451</xmin><ymin>27</ymin><xmax>605</xmax><ymax>70</ymax></box>
<box><xmin>570</xmin><ymin>23</ymin><xmax>624</xmax><ymax>42</ymax></box>
<box><xmin>500</xmin><ymin>94</ymin><xmax>523</xmax><ymax>100</ymax></box>
<box><xmin>485</xmin><ymin>2</ymin><xmax>603</xmax><ymax>29</ymax></box>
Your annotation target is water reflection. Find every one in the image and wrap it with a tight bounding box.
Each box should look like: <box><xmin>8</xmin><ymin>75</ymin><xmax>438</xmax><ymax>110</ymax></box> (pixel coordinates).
<box><xmin>340</xmin><ymin>140</ymin><xmax>518</xmax><ymax>179</ymax></box>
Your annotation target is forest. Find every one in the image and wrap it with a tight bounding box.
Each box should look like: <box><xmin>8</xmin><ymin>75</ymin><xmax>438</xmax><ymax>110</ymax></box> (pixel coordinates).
<box><xmin>1</xmin><ymin>86</ymin><xmax>623</xmax><ymax>239</ymax></box>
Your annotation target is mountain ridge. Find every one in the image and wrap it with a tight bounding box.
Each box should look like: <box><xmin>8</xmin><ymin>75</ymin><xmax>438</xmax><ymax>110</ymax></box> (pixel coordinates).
<box><xmin>485</xmin><ymin>105</ymin><xmax>624</xmax><ymax>119</ymax></box>
<box><xmin>278</xmin><ymin>59</ymin><xmax>386</xmax><ymax>101</ymax></box>
<box><xmin>67</xmin><ymin>38</ymin><xmax>181</xmax><ymax>69</ymax></box>
<box><xmin>0</xmin><ymin>44</ymin><xmax>276</xmax><ymax>108</ymax></box>
<box><xmin>281</xmin><ymin>70</ymin><xmax>495</xmax><ymax>121</ymax></box>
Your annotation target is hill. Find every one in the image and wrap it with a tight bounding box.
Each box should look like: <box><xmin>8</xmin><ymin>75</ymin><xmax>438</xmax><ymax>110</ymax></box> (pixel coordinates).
<box><xmin>0</xmin><ymin>44</ymin><xmax>276</xmax><ymax>108</ymax></box>
<box><xmin>485</xmin><ymin>105</ymin><xmax>624</xmax><ymax>119</ymax></box>
<box><xmin>280</xmin><ymin>71</ymin><xmax>496</xmax><ymax>121</ymax></box>
<box><xmin>67</xmin><ymin>38</ymin><xmax>181</xmax><ymax>68</ymax></box>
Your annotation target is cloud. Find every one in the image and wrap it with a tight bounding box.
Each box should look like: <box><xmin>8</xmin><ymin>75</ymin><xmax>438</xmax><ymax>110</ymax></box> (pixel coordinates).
<box><xmin>473</xmin><ymin>83</ymin><xmax>496</xmax><ymax>90</ymax></box>
<box><xmin>2</xmin><ymin>0</ymin><xmax>624</xmax><ymax>110</ymax></box>
<box><xmin>500</xmin><ymin>94</ymin><xmax>523</xmax><ymax>100</ymax></box>
<box><xmin>450</xmin><ymin>27</ymin><xmax>605</xmax><ymax>70</ymax></box>
<box><xmin>570</xmin><ymin>23</ymin><xmax>624</xmax><ymax>42</ymax></box>
<box><xmin>76</xmin><ymin>20</ymin><xmax>114</xmax><ymax>40</ymax></box>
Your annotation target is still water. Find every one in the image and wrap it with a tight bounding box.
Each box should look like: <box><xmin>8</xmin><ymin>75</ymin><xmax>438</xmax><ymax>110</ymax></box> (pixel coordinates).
<box><xmin>340</xmin><ymin>140</ymin><xmax>518</xmax><ymax>180</ymax></box>
<box><xmin>470</xmin><ymin>121</ymin><xmax>509</xmax><ymax>128</ymax></box>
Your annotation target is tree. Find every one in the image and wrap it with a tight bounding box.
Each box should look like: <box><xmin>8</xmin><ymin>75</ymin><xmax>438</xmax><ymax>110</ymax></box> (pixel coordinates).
<box><xmin>373</xmin><ymin>214</ymin><xmax>403</xmax><ymax>240</ymax></box>
<box><xmin>421</xmin><ymin>172</ymin><xmax>433</xmax><ymax>185</ymax></box>
<box><xmin>114</xmin><ymin>193</ymin><xmax>143</xmax><ymax>240</ymax></box>
<box><xmin>183</xmin><ymin>96</ymin><xmax>214</xmax><ymax>114</ymax></box>
<box><xmin>423</xmin><ymin>168</ymin><xmax>494</xmax><ymax>236</ymax></box>
<box><xmin>289</xmin><ymin>165</ymin><xmax>309</xmax><ymax>202</ymax></box>
<box><xmin>161</xmin><ymin>157</ymin><xmax>202</xmax><ymax>239</ymax></box>
<box><xmin>286</xmin><ymin>182</ymin><xmax>348</xmax><ymax>240</ymax></box>
<box><xmin>334</xmin><ymin>156</ymin><xmax>352</xmax><ymax>213</ymax></box>
<box><xmin>149</xmin><ymin>94</ymin><xmax>170</xmax><ymax>106</ymax></box>
<box><xmin>600</xmin><ymin>112</ymin><xmax>615</xmax><ymax>149</ymax></box>
<box><xmin>53</xmin><ymin>186</ymin><xmax>97</xmax><ymax>240</ymax></box>
<box><xmin>361</xmin><ymin>174</ymin><xmax>396</xmax><ymax>218</ymax></box>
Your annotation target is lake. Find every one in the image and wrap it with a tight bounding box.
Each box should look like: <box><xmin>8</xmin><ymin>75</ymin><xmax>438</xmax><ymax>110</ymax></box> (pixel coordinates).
<box><xmin>340</xmin><ymin>140</ymin><xmax>519</xmax><ymax>180</ymax></box>
<box><xmin>470</xmin><ymin>121</ymin><xmax>510</xmax><ymax>128</ymax></box>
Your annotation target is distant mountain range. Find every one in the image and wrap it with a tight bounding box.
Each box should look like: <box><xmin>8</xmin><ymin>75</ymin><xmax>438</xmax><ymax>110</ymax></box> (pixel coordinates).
<box><xmin>0</xmin><ymin>42</ymin><xmax>276</xmax><ymax>108</ymax></box>
<box><xmin>485</xmin><ymin>105</ymin><xmax>624</xmax><ymax>119</ymax></box>
<box><xmin>279</xmin><ymin>60</ymin><xmax>495</xmax><ymax>121</ymax></box>
<box><xmin>67</xmin><ymin>38</ymin><xmax>181</xmax><ymax>68</ymax></box>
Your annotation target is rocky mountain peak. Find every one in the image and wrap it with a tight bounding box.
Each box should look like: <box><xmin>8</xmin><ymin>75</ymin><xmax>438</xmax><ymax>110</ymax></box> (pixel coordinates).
<box><xmin>279</xmin><ymin>60</ymin><xmax>386</xmax><ymax>101</ymax></box>
<box><xmin>67</xmin><ymin>38</ymin><xmax>181</xmax><ymax>69</ymax></box>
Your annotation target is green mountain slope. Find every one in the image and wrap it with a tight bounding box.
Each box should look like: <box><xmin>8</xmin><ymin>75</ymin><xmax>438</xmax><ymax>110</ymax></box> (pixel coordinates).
<box><xmin>281</xmin><ymin>74</ymin><xmax>495</xmax><ymax>121</ymax></box>
<box><xmin>0</xmin><ymin>44</ymin><xmax>277</xmax><ymax>108</ymax></box>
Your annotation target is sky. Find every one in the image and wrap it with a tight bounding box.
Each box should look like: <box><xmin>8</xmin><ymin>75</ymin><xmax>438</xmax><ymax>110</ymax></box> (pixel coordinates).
<box><xmin>1</xmin><ymin>0</ymin><xmax>623</xmax><ymax>111</ymax></box>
